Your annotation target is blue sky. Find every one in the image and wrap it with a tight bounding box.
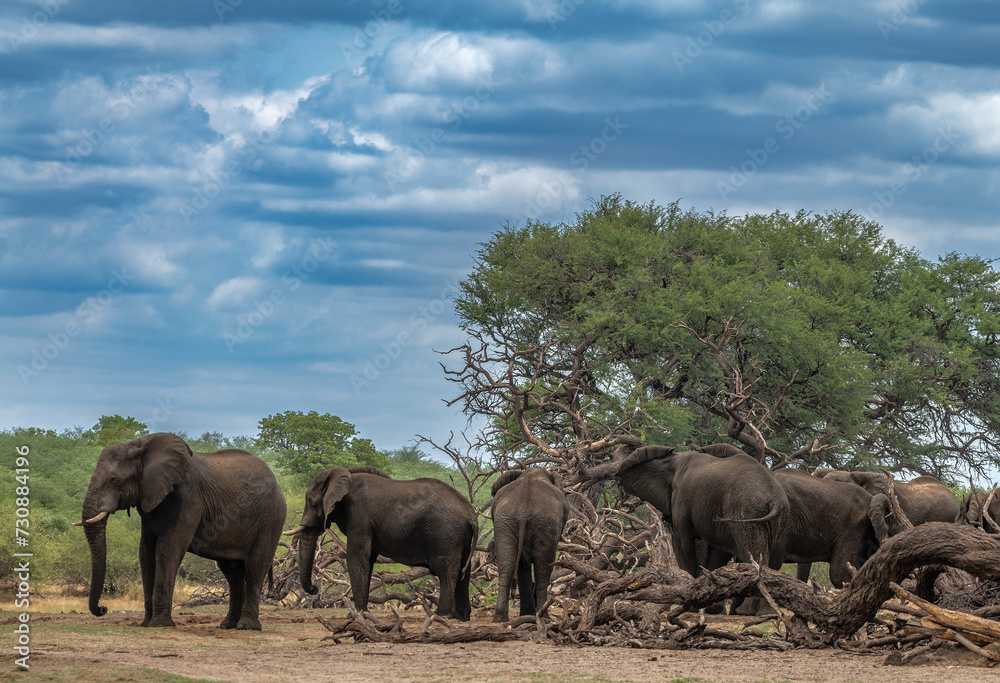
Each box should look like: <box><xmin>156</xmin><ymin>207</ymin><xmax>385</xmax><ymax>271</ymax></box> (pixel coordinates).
<box><xmin>2</xmin><ymin>1</ymin><xmax>999</xmax><ymax>455</ymax></box>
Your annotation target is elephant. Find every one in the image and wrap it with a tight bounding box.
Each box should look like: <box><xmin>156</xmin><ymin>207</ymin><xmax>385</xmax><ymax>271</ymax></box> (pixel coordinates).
<box><xmin>772</xmin><ymin>468</ymin><xmax>879</xmax><ymax>588</ymax></box>
<box><xmin>490</xmin><ymin>468</ymin><xmax>569</xmax><ymax>622</ymax></box>
<box><xmin>284</xmin><ymin>467</ymin><xmax>478</xmax><ymax>620</ymax></box>
<box><xmin>815</xmin><ymin>470</ymin><xmax>960</xmax><ymax>542</ymax></box>
<box><xmin>76</xmin><ymin>433</ymin><xmax>286</xmax><ymax>630</ymax></box>
<box><xmin>955</xmin><ymin>486</ymin><xmax>1000</xmax><ymax>532</ymax></box>
<box><xmin>615</xmin><ymin>445</ymin><xmax>789</xmax><ymax>579</ymax></box>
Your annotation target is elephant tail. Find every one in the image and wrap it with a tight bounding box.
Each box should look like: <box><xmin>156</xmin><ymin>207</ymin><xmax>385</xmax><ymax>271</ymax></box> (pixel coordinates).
<box><xmin>459</xmin><ymin>522</ymin><xmax>477</xmax><ymax>583</ymax></box>
<box><xmin>716</xmin><ymin>501</ymin><xmax>784</xmax><ymax>524</ymax></box>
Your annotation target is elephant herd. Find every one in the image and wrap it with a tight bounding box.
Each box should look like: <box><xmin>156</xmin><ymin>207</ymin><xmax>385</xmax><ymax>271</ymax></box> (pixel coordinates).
<box><xmin>77</xmin><ymin>433</ymin><xmax>985</xmax><ymax>631</ymax></box>
<box><xmin>617</xmin><ymin>444</ymin><xmax>967</xmax><ymax>610</ymax></box>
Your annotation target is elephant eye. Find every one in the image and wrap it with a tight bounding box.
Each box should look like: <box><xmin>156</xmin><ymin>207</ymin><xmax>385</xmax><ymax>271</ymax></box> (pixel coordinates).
<box><xmin>109</xmin><ymin>476</ymin><xmax>120</xmax><ymax>486</ymax></box>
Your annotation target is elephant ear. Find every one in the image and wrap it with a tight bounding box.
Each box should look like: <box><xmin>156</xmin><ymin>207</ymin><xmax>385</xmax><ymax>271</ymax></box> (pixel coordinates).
<box><xmin>322</xmin><ymin>467</ymin><xmax>353</xmax><ymax>519</ymax></box>
<box><xmin>616</xmin><ymin>446</ymin><xmax>677</xmax><ymax>519</ymax></box>
<box><xmin>138</xmin><ymin>433</ymin><xmax>193</xmax><ymax>513</ymax></box>
<box><xmin>545</xmin><ymin>469</ymin><xmax>565</xmax><ymax>491</ymax></box>
<box><xmin>491</xmin><ymin>470</ymin><xmax>523</xmax><ymax>497</ymax></box>
<box><xmin>851</xmin><ymin>472</ymin><xmax>885</xmax><ymax>495</ymax></box>
<box><xmin>960</xmin><ymin>487</ymin><xmax>983</xmax><ymax>526</ymax></box>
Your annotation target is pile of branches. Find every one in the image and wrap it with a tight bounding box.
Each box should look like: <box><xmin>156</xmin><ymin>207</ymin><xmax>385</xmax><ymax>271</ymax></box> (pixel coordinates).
<box><xmin>316</xmin><ymin>520</ymin><xmax>1000</xmax><ymax>663</ymax></box>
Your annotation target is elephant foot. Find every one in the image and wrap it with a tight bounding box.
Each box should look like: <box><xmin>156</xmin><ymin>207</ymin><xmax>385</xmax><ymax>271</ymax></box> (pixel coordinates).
<box><xmin>703</xmin><ymin>601</ymin><xmax>726</xmax><ymax>615</ymax></box>
<box><xmin>733</xmin><ymin>597</ymin><xmax>770</xmax><ymax>616</ymax></box>
<box><xmin>146</xmin><ymin>616</ymin><xmax>176</xmax><ymax>628</ymax></box>
<box><xmin>235</xmin><ymin>618</ymin><xmax>262</xmax><ymax>631</ymax></box>
<box><xmin>219</xmin><ymin>617</ymin><xmax>238</xmax><ymax>629</ymax></box>
<box><xmin>492</xmin><ymin>613</ymin><xmax>509</xmax><ymax>623</ymax></box>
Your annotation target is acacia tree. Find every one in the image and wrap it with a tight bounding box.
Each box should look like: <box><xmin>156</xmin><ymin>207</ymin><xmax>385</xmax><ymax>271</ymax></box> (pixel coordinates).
<box><xmin>256</xmin><ymin>410</ymin><xmax>391</xmax><ymax>483</ymax></box>
<box><xmin>445</xmin><ymin>195</ymin><xmax>1000</xmax><ymax>483</ymax></box>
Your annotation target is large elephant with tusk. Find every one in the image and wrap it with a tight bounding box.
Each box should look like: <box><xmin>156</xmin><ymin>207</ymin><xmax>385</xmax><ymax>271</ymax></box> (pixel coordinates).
<box><xmin>77</xmin><ymin>433</ymin><xmax>286</xmax><ymax>629</ymax></box>
<box><xmin>284</xmin><ymin>466</ymin><xmax>478</xmax><ymax>620</ymax></box>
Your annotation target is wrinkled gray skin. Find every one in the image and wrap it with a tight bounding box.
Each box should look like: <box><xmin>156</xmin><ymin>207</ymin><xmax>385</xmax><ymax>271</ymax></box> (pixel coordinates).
<box><xmin>815</xmin><ymin>470</ymin><xmax>959</xmax><ymax>543</ymax></box>
<box><xmin>79</xmin><ymin>433</ymin><xmax>286</xmax><ymax>629</ymax></box>
<box><xmin>616</xmin><ymin>446</ymin><xmax>789</xmax><ymax>578</ymax></box>
<box><xmin>955</xmin><ymin>487</ymin><xmax>1000</xmax><ymax>532</ymax></box>
<box><xmin>289</xmin><ymin>467</ymin><xmax>478</xmax><ymax>620</ymax></box>
<box><xmin>490</xmin><ymin>469</ymin><xmax>569</xmax><ymax>622</ymax></box>
<box><xmin>773</xmin><ymin>469</ymin><xmax>879</xmax><ymax>588</ymax></box>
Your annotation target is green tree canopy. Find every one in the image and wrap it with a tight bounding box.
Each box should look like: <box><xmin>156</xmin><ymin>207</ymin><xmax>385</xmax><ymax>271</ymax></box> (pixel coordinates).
<box><xmin>256</xmin><ymin>410</ymin><xmax>392</xmax><ymax>482</ymax></box>
<box><xmin>83</xmin><ymin>415</ymin><xmax>149</xmax><ymax>447</ymax></box>
<box><xmin>448</xmin><ymin>195</ymin><xmax>1000</xmax><ymax>481</ymax></box>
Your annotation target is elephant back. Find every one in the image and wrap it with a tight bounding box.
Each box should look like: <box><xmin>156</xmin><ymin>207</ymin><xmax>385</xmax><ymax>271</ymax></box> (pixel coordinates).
<box><xmin>350</xmin><ymin>466</ymin><xmax>390</xmax><ymax>478</ymax></box>
<box><xmin>491</xmin><ymin>469</ymin><xmax>524</xmax><ymax>497</ymax></box>
<box><xmin>616</xmin><ymin>445</ymin><xmax>676</xmax><ymax>477</ymax></box>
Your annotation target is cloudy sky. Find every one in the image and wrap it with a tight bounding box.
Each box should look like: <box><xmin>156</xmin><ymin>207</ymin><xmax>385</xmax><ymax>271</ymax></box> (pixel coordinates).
<box><xmin>2</xmin><ymin>1</ymin><xmax>999</xmax><ymax>454</ymax></box>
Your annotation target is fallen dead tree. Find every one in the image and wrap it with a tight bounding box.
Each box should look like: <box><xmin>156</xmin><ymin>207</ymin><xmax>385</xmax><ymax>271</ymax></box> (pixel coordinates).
<box><xmin>316</xmin><ymin>522</ymin><xmax>1000</xmax><ymax>661</ymax></box>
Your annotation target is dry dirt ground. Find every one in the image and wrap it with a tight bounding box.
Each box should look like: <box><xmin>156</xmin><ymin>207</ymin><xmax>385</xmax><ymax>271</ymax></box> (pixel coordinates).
<box><xmin>6</xmin><ymin>604</ymin><xmax>1000</xmax><ymax>683</ymax></box>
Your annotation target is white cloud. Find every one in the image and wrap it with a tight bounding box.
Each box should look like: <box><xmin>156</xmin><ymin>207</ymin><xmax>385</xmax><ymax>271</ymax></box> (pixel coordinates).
<box><xmin>381</xmin><ymin>32</ymin><xmax>494</xmax><ymax>91</ymax></box>
<box><xmin>205</xmin><ymin>276</ymin><xmax>266</xmax><ymax>310</ymax></box>
<box><xmin>891</xmin><ymin>91</ymin><xmax>1000</xmax><ymax>157</ymax></box>
<box><xmin>186</xmin><ymin>72</ymin><xmax>331</xmax><ymax>136</ymax></box>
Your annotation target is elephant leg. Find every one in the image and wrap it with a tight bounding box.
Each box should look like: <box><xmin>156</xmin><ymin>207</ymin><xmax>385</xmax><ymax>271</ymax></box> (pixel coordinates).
<box><xmin>236</xmin><ymin>552</ymin><xmax>271</xmax><ymax>631</ymax></box>
<box><xmin>532</xmin><ymin>547</ymin><xmax>556</xmax><ymax>618</ymax></box>
<box><xmin>345</xmin><ymin>538</ymin><xmax>375</xmax><ymax>612</ymax></box>
<box><xmin>702</xmin><ymin>546</ymin><xmax>732</xmax><ymax>615</ymax></box>
<box><xmin>796</xmin><ymin>562</ymin><xmax>813</xmax><ymax>583</ymax></box>
<box><xmin>138</xmin><ymin>528</ymin><xmax>156</xmax><ymax>627</ymax></box>
<box><xmin>148</xmin><ymin>534</ymin><xmax>187</xmax><ymax>627</ymax></box>
<box><xmin>516</xmin><ymin>555</ymin><xmax>536</xmax><ymax>617</ymax></box>
<box><xmin>431</xmin><ymin>553</ymin><xmax>460</xmax><ymax>619</ymax></box>
<box><xmin>671</xmin><ymin>520</ymin><xmax>700</xmax><ymax>577</ymax></box>
<box><xmin>216</xmin><ymin>559</ymin><xmax>245</xmax><ymax>629</ymax></box>
<box><xmin>493</xmin><ymin>534</ymin><xmax>515</xmax><ymax>623</ymax></box>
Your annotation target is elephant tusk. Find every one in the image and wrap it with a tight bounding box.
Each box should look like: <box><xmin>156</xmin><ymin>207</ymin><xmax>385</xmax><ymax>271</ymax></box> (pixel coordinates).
<box><xmin>83</xmin><ymin>511</ymin><xmax>110</xmax><ymax>524</ymax></box>
<box><xmin>72</xmin><ymin>521</ymin><xmax>83</xmax><ymax>527</ymax></box>
<box><xmin>283</xmin><ymin>525</ymin><xmax>306</xmax><ymax>536</ymax></box>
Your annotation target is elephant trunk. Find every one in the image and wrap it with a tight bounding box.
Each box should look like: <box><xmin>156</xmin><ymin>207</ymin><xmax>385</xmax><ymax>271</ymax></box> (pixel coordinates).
<box><xmin>81</xmin><ymin>496</ymin><xmax>110</xmax><ymax>617</ymax></box>
<box><xmin>298</xmin><ymin>532</ymin><xmax>321</xmax><ymax>595</ymax></box>
<box><xmin>869</xmin><ymin>493</ymin><xmax>891</xmax><ymax>544</ymax></box>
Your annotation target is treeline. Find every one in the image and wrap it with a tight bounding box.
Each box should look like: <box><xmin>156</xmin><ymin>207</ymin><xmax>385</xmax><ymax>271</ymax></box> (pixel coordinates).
<box><xmin>0</xmin><ymin>412</ymin><xmax>455</xmax><ymax>594</ymax></box>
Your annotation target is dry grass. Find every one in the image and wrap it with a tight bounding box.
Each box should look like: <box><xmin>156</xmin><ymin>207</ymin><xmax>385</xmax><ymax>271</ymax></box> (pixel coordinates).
<box><xmin>2</xmin><ymin>582</ymin><xmax>199</xmax><ymax>614</ymax></box>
